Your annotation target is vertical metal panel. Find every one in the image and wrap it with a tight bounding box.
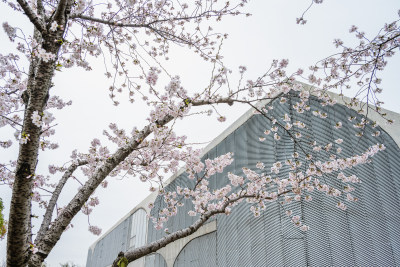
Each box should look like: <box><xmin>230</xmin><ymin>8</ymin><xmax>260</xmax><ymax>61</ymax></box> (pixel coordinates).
<box><xmin>236</xmin><ymin>215</ymin><xmax>252</xmax><ymax>267</ymax></box>
<box><xmin>235</xmin><ymin>119</ymin><xmax>249</xmax><ymax>171</ymax></box>
<box><xmin>248</xmin><ymin>213</ymin><xmax>267</xmax><ymax>266</ymax></box>
<box><xmin>373</xmin><ymin>132</ymin><xmax>400</xmax><ymax>262</ymax></box>
<box><xmin>128</xmin><ymin>209</ymin><xmax>147</xmax><ymax>250</ymax></box>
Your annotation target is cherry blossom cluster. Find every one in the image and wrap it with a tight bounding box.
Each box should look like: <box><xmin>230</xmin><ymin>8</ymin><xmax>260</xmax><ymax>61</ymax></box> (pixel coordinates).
<box><xmin>88</xmin><ymin>225</ymin><xmax>102</xmax><ymax>236</ymax></box>
<box><xmin>71</xmin><ymin>138</ymin><xmax>111</xmax><ymax>178</ymax></box>
<box><xmin>0</xmin><ymin>161</ymin><xmax>16</xmax><ymax>188</ymax></box>
<box><xmin>31</xmin><ymin>110</ymin><xmax>54</xmax><ymax>128</ymax></box>
<box><xmin>0</xmin><ymin>53</ymin><xmax>25</xmax><ymax>138</ymax></box>
<box><xmin>147</xmin><ymin>81</ymin><xmax>388</xmax><ymax>233</ymax></box>
<box><xmin>46</xmin><ymin>96</ymin><xmax>72</xmax><ymax>110</ymax></box>
<box><xmin>305</xmin><ymin>15</ymin><xmax>399</xmax><ymax>123</ymax></box>
<box><xmin>107</xmin><ymin>125</ymin><xmax>192</xmax><ymax>181</ymax></box>
<box><xmin>149</xmin><ymin>153</ymin><xmax>236</xmax><ymax>229</ymax></box>
<box><xmin>33</xmin><ymin>47</ymin><xmax>56</xmax><ymax>63</ymax></box>
<box><xmin>2</xmin><ymin>22</ymin><xmax>16</xmax><ymax>42</ymax></box>
<box><xmin>151</xmin><ymin>138</ymin><xmax>384</xmax><ymax>231</ymax></box>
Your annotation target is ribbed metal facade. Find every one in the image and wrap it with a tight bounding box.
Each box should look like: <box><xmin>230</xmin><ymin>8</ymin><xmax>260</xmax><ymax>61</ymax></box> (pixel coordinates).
<box><xmin>86</xmin><ymin>208</ymin><xmax>147</xmax><ymax>267</ymax></box>
<box><xmin>87</xmin><ymin>95</ymin><xmax>400</xmax><ymax>267</ymax></box>
<box><xmin>147</xmin><ymin>95</ymin><xmax>400</xmax><ymax>267</ymax></box>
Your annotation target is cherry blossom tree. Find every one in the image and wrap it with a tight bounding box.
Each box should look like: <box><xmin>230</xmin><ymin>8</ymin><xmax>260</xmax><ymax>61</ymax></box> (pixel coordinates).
<box><xmin>0</xmin><ymin>0</ymin><xmax>399</xmax><ymax>266</ymax></box>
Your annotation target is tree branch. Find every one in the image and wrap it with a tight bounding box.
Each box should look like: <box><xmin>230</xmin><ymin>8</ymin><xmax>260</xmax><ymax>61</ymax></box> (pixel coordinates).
<box><xmin>35</xmin><ymin>159</ymin><xmax>88</xmax><ymax>244</ymax></box>
<box><xmin>28</xmin><ymin>95</ymin><xmax>245</xmax><ymax>264</ymax></box>
<box><xmin>71</xmin><ymin>14</ymin><xmax>143</xmax><ymax>28</ymax></box>
<box><xmin>118</xmin><ymin>193</ymin><xmax>258</xmax><ymax>265</ymax></box>
<box><xmin>28</xmin><ymin>113</ymin><xmax>175</xmax><ymax>265</ymax></box>
<box><xmin>53</xmin><ymin>0</ymin><xmax>72</xmax><ymax>24</ymax></box>
<box><xmin>70</xmin><ymin>10</ymin><xmax>225</xmax><ymax>28</ymax></box>
<box><xmin>0</xmin><ymin>114</ymin><xmax>23</xmax><ymax>127</ymax></box>
<box><xmin>28</xmin><ymin>94</ymin><xmax>276</xmax><ymax>265</ymax></box>
<box><xmin>16</xmin><ymin>0</ymin><xmax>46</xmax><ymax>33</ymax></box>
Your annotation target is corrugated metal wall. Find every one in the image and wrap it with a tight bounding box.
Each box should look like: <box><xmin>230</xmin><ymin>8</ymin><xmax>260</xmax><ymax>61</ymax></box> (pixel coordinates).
<box><xmin>86</xmin><ymin>209</ymin><xmax>147</xmax><ymax>267</ymax></box>
<box><xmin>146</xmin><ymin>95</ymin><xmax>400</xmax><ymax>267</ymax></box>
<box><xmin>87</xmin><ymin>94</ymin><xmax>400</xmax><ymax>267</ymax></box>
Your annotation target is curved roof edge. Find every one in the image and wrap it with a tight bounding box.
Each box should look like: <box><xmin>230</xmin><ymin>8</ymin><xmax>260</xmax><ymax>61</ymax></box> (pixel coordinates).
<box><xmin>300</xmin><ymin>82</ymin><xmax>400</xmax><ymax>148</ymax></box>
<box><xmin>88</xmin><ymin>85</ymin><xmax>399</xmax><ymax>251</ymax></box>
<box><xmin>88</xmin><ymin>193</ymin><xmax>157</xmax><ymax>253</ymax></box>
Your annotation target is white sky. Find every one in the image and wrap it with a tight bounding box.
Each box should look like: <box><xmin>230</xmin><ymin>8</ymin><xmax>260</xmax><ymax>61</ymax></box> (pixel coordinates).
<box><xmin>1</xmin><ymin>0</ymin><xmax>399</xmax><ymax>266</ymax></box>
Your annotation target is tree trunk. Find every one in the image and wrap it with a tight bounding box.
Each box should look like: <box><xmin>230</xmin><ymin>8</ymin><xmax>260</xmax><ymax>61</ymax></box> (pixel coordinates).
<box><xmin>7</xmin><ymin>63</ymin><xmax>55</xmax><ymax>266</ymax></box>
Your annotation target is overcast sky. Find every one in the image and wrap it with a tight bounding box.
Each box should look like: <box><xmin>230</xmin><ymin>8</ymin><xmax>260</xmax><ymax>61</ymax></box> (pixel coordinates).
<box><xmin>1</xmin><ymin>0</ymin><xmax>399</xmax><ymax>266</ymax></box>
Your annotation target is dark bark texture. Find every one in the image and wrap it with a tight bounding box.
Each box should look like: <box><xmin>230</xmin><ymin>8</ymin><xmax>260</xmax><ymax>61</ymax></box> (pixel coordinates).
<box><xmin>7</xmin><ymin>1</ymin><xmax>72</xmax><ymax>265</ymax></box>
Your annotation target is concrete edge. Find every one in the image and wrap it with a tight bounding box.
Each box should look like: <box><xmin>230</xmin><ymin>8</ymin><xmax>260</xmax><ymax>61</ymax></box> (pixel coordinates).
<box><xmin>88</xmin><ymin>191</ymin><xmax>157</xmax><ymax>253</ymax></box>
<box><xmin>156</xmin><ymin>220</ymin><xmax>217</xmax><ymax>267</ymax></box>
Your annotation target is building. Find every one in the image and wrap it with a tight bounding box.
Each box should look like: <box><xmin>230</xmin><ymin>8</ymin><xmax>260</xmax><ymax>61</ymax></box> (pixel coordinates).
<box><xmin>86</xmin><ymin>89</ymin><xmax>400</xmax><ymax>267</ymax></box>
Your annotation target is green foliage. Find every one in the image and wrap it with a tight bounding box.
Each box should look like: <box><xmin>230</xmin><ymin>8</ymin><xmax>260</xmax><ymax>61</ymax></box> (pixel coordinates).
<box><xmin>0</xmin><ymin>198</ymin><xmax>6</xmax><ymax>239</ymax></box>
<box><xmin>117</xmin><ymin>257</ymin><xmax>128</xmax><ymax>267</ymax></box>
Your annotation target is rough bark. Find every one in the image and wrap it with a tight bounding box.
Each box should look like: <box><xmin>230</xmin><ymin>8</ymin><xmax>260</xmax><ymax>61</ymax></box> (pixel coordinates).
<box><xmin>7</xmin><ymin>1</ymin><xmax>73</xmax><ymax>265</ymax></box>
<box><xmin>7</xmin><ymin>56</ymin><xmax>56</xmax><ymax>267</ymax></box>
<box><xmin>16</xmin><ymin>0</ymin><xmax>46</xmax><ymax>33</ymax></box>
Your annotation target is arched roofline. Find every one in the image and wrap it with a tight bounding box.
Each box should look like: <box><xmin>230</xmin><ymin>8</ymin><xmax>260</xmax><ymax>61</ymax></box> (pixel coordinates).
<box><xmin>157</xmin><ymin>220</ymin><xmax>217</xmax><ymax>267</ymax></box>
<box><xmin>88</xmin><ymin>205</ymin><xmax>153</xmax><ymax>253</ymax></box>
<box><xmin>299</xmin><ymin>82</ymin><xmax>400</xmax><ymax>148</ymax></box>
